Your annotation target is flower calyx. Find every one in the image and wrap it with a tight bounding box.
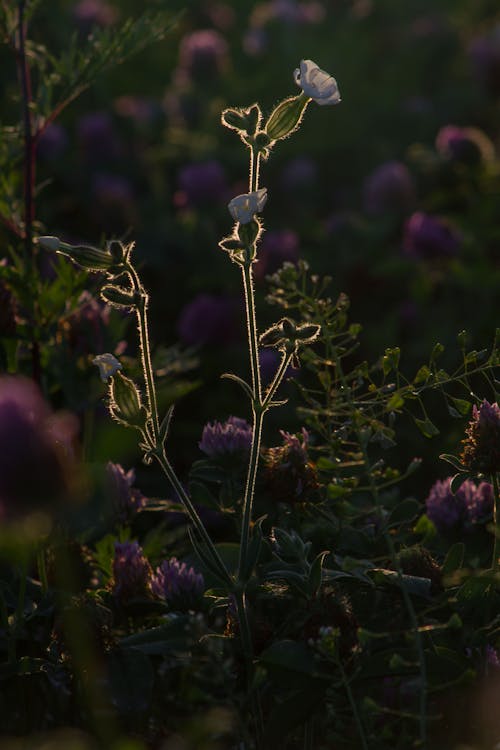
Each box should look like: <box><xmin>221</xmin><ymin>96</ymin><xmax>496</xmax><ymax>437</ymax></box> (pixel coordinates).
<box><xmin>221</xmin><ymin>103</ymin><xmax>262</xmax><ymax>138</ymax></box>
<box><xmin>37</xmin><ymin>236</ymin><xmax>133</xmax><ymax>277</ymax></box>
<box><xmin>265</xmin><ymin>92</ymin><xmax>310</xmax><ymax>143</ymax></box>
<box><xmin>259</xmin><ymin>317</ymin><xmax>321</xmax><ymax>354</ymax></box>
<box><xmin>108</xmin><ymin>370</ymin><xmax>149</xmax><ymax>430</ymax></box>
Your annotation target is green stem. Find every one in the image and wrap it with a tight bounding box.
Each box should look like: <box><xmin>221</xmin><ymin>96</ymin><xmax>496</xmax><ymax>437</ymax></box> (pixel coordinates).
<box><xmin>263</xmin><ymin>350</ymin><xmax>294</xmax><ymax>409</ymax></box>
<box><xmin>154</xmin><ymin>449</ymin><xmax>232</xmax><ymax>587</ymax></box>
<box><xmin>249</xmin><ymin>149</ymin><xmax>261</xmax><ymax>194</ymax></box>
<box><xmin>492</xmin><ymin>472</ymin><xmax>500</xmax><ymax>570</ymax></box>
<box><xmin>241</xmin><ymin>262</ymin><xmax>262</xmax><ymax>402</ymax></box>
<box><xmin>126</xmin><ymin>264</ymin><xmax>159</xmax><ymax>438</ymax></box>
<box><xmin>238</xmin><ymin>408</ymin><xmax>264</xmax><ymax>580</ymax></box>
<box><xmin>37</xmin><ymin>547</ymin><xmax>48</xmax><ymax>594</ymax></box>
<box><xmin>338</xmin><ymin>660</ymin><xmax>368</xmax><ymax>750</ymax></box>
<box><xmin>13</xmin><ymin>557</ymin><xmax>28</xmax><ymax>661</ymax></box>
<box><xmin>234</xmin><ymin>589</ymin><xmax>264</xmax><ymax>745</ymax></box>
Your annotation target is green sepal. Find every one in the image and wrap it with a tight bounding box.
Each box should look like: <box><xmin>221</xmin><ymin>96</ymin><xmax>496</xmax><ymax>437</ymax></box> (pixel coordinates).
<box><xmin>265</xmin><ymin>93</ymin><xmax>309</xmax><ymax>142</ymax></box>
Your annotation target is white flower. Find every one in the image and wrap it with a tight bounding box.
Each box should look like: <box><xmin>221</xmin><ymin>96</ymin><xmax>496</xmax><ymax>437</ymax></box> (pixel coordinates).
<box><xmin>228</xmin><ymin>188</ymin><xmax>267</xmax><ymax>224</ymax></box>
<box><xmin>93</xmin><ymin>353</ymin><xmax>122</xmax><ymax>382</ymax></box>
<box><xmin>294</xmin><ymin>59</ymin><xmax>340</xmax><ymax>106</ymax></box>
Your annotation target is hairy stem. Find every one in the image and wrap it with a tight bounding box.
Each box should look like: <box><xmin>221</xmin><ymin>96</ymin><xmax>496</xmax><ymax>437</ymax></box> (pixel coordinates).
<box><xmin>492</xmin><ymin>472</ymin><xmax>500</xmax><ymax>570</ymax></box>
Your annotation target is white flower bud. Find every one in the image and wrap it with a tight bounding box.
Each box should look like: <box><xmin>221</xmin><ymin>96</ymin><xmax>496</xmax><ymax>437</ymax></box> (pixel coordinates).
<box><xmin>294</xmin><ymin>59</ymin><xmax>341</xmax><ymax>106</ymax></box>
<box><xmin>228</xmin><ymin>188</ymin><xmax>267</xmax><ymax>224</ymax></box>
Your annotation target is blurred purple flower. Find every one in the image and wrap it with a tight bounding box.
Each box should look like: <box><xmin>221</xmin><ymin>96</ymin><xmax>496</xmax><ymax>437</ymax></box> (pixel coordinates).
<box><xmin>259</xmin><ymin>348</ymin><xmax>295</xmax><ymax>385</ymax></box>
<box><xmin>469</xmin><ymin>27</ymin><xmax>500</xmax><ymax>97</ymax></box>
<box><xmin>177</xmin><ymin>160</ymin><xmax>227</xmax><ymax>208</ymax></box>
<box><xmin>77</xmin><ymin>112</ymin><xmax>118</xmax><ymax>161</ymax></box>
<box><xmin>114</xmin><ymin>95</ymin><xmax>161</xmax><ymax>126</ymax></box>
<box><xmin>435</xmin><ymin>125</ymin><xmax>495</xmax><ymax>164</ymax></box>
<box><xmin>255</xmin><ymin>229</ymin><xmax>300</xmax><ymax>280</ymax></box>
<box><xmin>106</xmin><ymin>462</ymin><xmax>147</xmax><ymax>523</ymax></box>
<box><xmin>152</xmin><ymin>557</ymin><xmax>204</xmax><ymax>611</ymax></box>
<box><xmin>37</xmin><ymin>123</ymin><xmax>69</xmax><ymax>161</ymax></box>
<box><xmin>0</xmin><ymin>376</ymin><xmax>79</xmax><ymax>519</ymax></box>
<box><xmin>425</xmin><ymin>476</ymin><xmax>493</xmax><ymax>534</ymax></box>
<box><xmin>178</xmin><ymin>29</ymin><xmax>229</xmax><ymax>82</ymax></box>
<box><xmin>363</xmin><ymin>161</ymin><xmax>416</xmax><ymax>216</ymax></box>
<box><xmin>92</xmin><ymin>173</ymin><xmax>134</xmax><ymax>205</ymax></box>
<box><xmin>243</xmin><ymin>28</ymin><xmax>269</xmax><ymax>56</ymax></box>
<box><xmin>72</xmin><ymin>0</ymin><xmax>118</xmax><ymax>30</ymax></box>
<box><xmin>281</xmin><ymin>156</ymin><xmax>318</xmax><ymax>191</ymax></box>
<box><xmin>64</xmin><ymin>291</ymin><xmax>110</xmax><ymax>355</ymax></box>
<box><xmin>112</xmin><ymin>541</ymin><xmax>153</xmax><ymax>601</ymax></box>
<box><xmin>403</xmin><ymin>211</ymin><xmax>461</xmax><ymax>260</ymax></box>
<box><xmin>176</xmin><ymin>293</ymin><xmax>238</xmax><ymax>347</ymax></box>
<box><xmin>199</xmin><ymin>416</ymin><xmax>252</xmax><ymax>457</ymax></box>
<box><xmin>486</xmin><ymin>645</ymin><xmax>500</xmax><ymax>669</ymax></box>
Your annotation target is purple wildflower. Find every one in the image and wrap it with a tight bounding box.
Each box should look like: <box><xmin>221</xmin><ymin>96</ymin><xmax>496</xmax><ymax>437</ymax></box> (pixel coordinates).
<box><xmin>486</xmin><ymin>645</ymin><xmax>500</xmax><ymax>669</ymax></box>
<box><xmin>176</xmin><ymin>293</ymin><xmax>239</xmax><ymax>347</ymax></box>
<box><xmin>403</xmin><ymin>211</ymin><xmax>461</xmax><ymax>260</ymax></box>
<box><xmin>199</xmin><ymin>416</ymin><xmax>253</xmax><ymax>458</ymax></box>
<box><xmin>152</xmin><ymin>557</ymin><xmax>205</xmax><ymax>611</ymax></box>
<box><xmin>178</xmin><ymin>29</ymin><xmax>229</xmax><ymax>82</ymax></box>
<box><xmin>469</xmin><ymin>27</ymin><xmax>500</xmax><ymax>96</ymax></box>
<box><xmin>258</xmin><ymin>348</ymin><xmax>295</xmax><ymax>385</ymax></box>
<box><xmin>255</xmin><ymin>230</ymin><xmax>300</xmax><ymax>280</ymax></box>
<box><xmin>461</xmin><ymin>400</ymin><xmax>500</xmax><ymax>474</ymax></box>
<box><xmin>111</xmin><ymin>541</ymin><xmax>153</xmax><ymax>601</ymax></box>
<box><xmin>77</xmin><ymin>112</ymin><xmax>118</xmax><ymax>161</ymax></box>
<box><xmin>363</xmin><ymin>161</ymin><xmax>416</xmax><ymax>216</ymax></box>
<box><xmin>435</xmin><ymin>125</ymin><xmax>494</xmax><ymax>164</ymax></box>
<box><xmin>37</xmin><ymin>123</ymin><xmax>69</xmax><ymax>161</ymax></box>
<box><xmin>177</xmin><ymin>160</ymin><xmax>227</xmax><ymax>208</ymax></box>
<box><xmin>281</xmin><ymin>156</ymin><xmax>318</xmax><ymax>192</ymax></box>
<box><xmin>106</xmin><ymin>462</ymin><xmax>146</xmax><ymax>523</ymax></box>
<box><xmin>72</xmin><ymin>0</ymin><xmax>118</xmax><ymax>30</ymax></box>
<box><xmin>426</xmin><ymin>476</ymin><xmax>494</xmax><ymax>534</ymax></box>
<box><xmin>0</xmin><ymin>377</ymin><xmax>78</xmax><ymax>519</ymax></box>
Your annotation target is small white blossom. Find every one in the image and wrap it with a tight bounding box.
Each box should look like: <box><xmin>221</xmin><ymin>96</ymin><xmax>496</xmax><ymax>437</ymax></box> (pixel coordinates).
<box><xmin>93</xmin><ymin>353</ymin><xmax>122</xmax><ymax>382</ymax></box>
<box><xmin>294</xmin><ymin>59</ymin><xmax>340</xmax><ymax>106</ymax></box>
<box><xmin>228</xmin><ymin>188</ymin><xmax>267</xmax><ymax>224</ymax></box>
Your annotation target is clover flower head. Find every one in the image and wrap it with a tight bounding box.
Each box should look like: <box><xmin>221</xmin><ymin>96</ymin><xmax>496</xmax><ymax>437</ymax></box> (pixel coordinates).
<box><xmin>106</xmin><ymin>462</ymin><xmax>146</xmax><ymax>522</ymax></box>
<box><xmin>199</xmin><ymin>415</ymin><xmax>253</xmax><ymax>457</ymax></box>
<box><xmin>426</xmin><ymin>476</ymin><xmax>493</xmax><ymax>534</ymax></box>
<box><xmin>294</xmin><ymin>59</ymin><xmax>340</xmax><ymax>106</ymax></box>
<box><xmin>461</xmin><ymin>400</ymin><xmax>500</xmax><ymax>474</ymax></box>
<box><xmin>111</xmin><ymin>541</ymin><xmax>153</xmax><ymax>601</ymax></box>
<box><xmin>92</xmin><ymin>353</ymin><xmax>122</xmax><ymax>382</ymax></box>
<box><xmin>152</xmin><ymin>557</ymin><xmax>205</xmax><ymax>611</ymax></box>
<box><xmin>228</xmin><ymin>188</ymin><xmax>267</xmax><ymax>224</ymax></box>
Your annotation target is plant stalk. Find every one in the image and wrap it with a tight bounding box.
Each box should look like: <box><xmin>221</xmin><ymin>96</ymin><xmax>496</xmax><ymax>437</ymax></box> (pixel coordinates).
<box><xmin>491</xmin><ymin>472</ymin><xmax>500</xmax><ymax>570</ymax></box>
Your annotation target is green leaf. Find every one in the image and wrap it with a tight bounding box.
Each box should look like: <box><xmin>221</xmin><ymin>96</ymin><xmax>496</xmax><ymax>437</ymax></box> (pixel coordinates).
<box><xmin>386</xmin><ymin>392</ymin><xmax>405</xmax><ymax>411</ymax></box>
<box><xmin>120</xmin><ymin>617</ymin><xmax>189</xmax><ymax>655</ymax></box>
<box><xmin>442</xmin><ymin>543</ymin><xmax>465</xmax><ymax>577</ymax></box>
<box><xmin>413</xmin><ymin>365</ymin><xmax>431</xmax><ymax>385</ymax></box>
<box><xmin>414</xmin><ymin>417</ymin><xmax>440</xmax><ymax>438</ymax></box>
<box><xmin>308</xmin><ymin>551</ymin><xmax>329</xmax><ymax>596</ymax></box>
<box><xmin>387</xmin><ymin>499</ymin><xmax>421</xmax><ymax>527</ymax></box>
<box><xmin>439</xmin><ymin>453</ymin><xmax>466</xmax><ymax>472</ymax></box>
<box><xmin>259</xmin><ymin>640</ymin><xmax>329</xmax><ymax>685</ymax></box>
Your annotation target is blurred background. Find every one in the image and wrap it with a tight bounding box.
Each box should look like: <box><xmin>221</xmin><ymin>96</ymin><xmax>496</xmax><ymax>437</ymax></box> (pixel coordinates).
<box><xmin>1</xmin><ymin>0</ymin><xmax>499</xmax><ymax>482</ymax></box>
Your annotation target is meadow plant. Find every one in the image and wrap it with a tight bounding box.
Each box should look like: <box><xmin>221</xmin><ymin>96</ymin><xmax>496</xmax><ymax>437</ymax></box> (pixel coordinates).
<box><xmin>2</xmin><ymin>5</ymin><xmax>500</xmax><ymax>746</ymax></box>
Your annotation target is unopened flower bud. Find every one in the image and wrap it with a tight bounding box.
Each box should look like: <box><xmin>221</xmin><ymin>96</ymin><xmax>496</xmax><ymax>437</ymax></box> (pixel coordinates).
<box><xmin>109</xmin><ymin>371</ymin><xmax>147</xmax><ymax>428</ymax></box>
<box><xmin>38</xmin><ymin>235</ymin><xmax>116</xmax><ymax>272</ymax></box>
<box><xmin>100</xmin><ymin>284</ymin><xmax>137</xmax><ymax>309</ymax></box>
<box><xmin>265</xmin><ymin>94</ymin><xmax>309</xmax><ymax>141</ymax></box>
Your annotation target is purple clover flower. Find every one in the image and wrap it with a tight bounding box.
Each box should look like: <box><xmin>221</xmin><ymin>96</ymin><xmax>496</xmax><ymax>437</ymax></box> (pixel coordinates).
<box><xmin>461</xmin><ymin>400</ymin><xmax>500</xmax><ymax>474</ymax></box>
<box><xmin>469</xmin><ymin>26</ymin><xmax>500</xmax><ymax>97</ymax></box>
<box><xmin>199</xmin><ymin>416</ymin><xmax>252</xmax><ymax>457</ymax></box>
<box><xmin>403</xmin><ymin>211</ymin><xmax>461</xmax><ymax>260</ymax></box>
<box><xmin>363</xmin><ymin>161</ymin><xmax>416</xmax><ymax>216</ymax></box>
<box><xmin>178</xmin><ymin>29</ymin><xmax>229</xmax><ymax>82</ymax></box>
<box><xmin>77</xmin><ymin>112</ymin><xmax>118</xmax><ymax>161</ymax></box>
<box><xmin>255</xmin><ymin>230</ymin><xmax>300</xmax><ymax>280</ymax></box>
<box><xmin>177</xmin><ymin>160</ymin><xmax>227</xmax><ymax>208</ymax></box>
<box><xmin>425</xmin><ymin>476</ymin><xmax>493</xmax><ymax>534</ymax></box>
<box><xmin>106</xmin><ymin>462</ymin><xmax>146</xmax><ymax>523</ymax></box>
<box><xmin>435</xmin><ymin>125</ymin><xmax>494</xmax><ymax>164</ymax></box>
<box><xmin>37</xmin><ymin>123</ymin><xmax>69</xmax><ymax>161</ymax></box>
<box><xmin>73</xmin><ymin>0</ymin><xmax>118</xmax><ymax>30</ymax></box>
<box><xmin>176</xmin><ymin>294</ymin><xmax>238</xmax><ymax>347</ymax></box>
<box><xmin>0</xmin><ymin>376</ymin><xmax>78</xmax><ymax>519</ymax></box>
<box><xmin>152</xmin><ymin>557</ymin><xmax>204</xmax><ymax>611</ymax></box>
<box><xmin>111</xmin><ymin>541</ymin><xmax>153</xmax><ymax>601</ymax></box>
<box><xmin>281</xmin><ymin>156</ymin><xmax>318</xmax><ymax>192</ymax></box>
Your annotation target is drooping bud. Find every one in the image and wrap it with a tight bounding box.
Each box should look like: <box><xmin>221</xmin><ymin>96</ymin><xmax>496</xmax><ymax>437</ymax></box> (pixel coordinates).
<box><xmin>265</xmin><ymin>93</ymin><xmax>309</xmax><ymax>142</ymax></box>
<box><xmin>237</xmin><ymin>218</ymin><xmax>261</xmax><ymax>249</ymax></box>
<box><xmin>100</xmin><ymin>284</ymin><xmax>137</xmax><ymax>310</ymax></box>
<box><xmin>38</xmin><ymin>235</ymin><xmax>116</xmax><ymax>272</ymax></box>
<box><xmin>109</xmin><ymin>371</ymin><xmax>148</xmax><ymax>429</ymax></box>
